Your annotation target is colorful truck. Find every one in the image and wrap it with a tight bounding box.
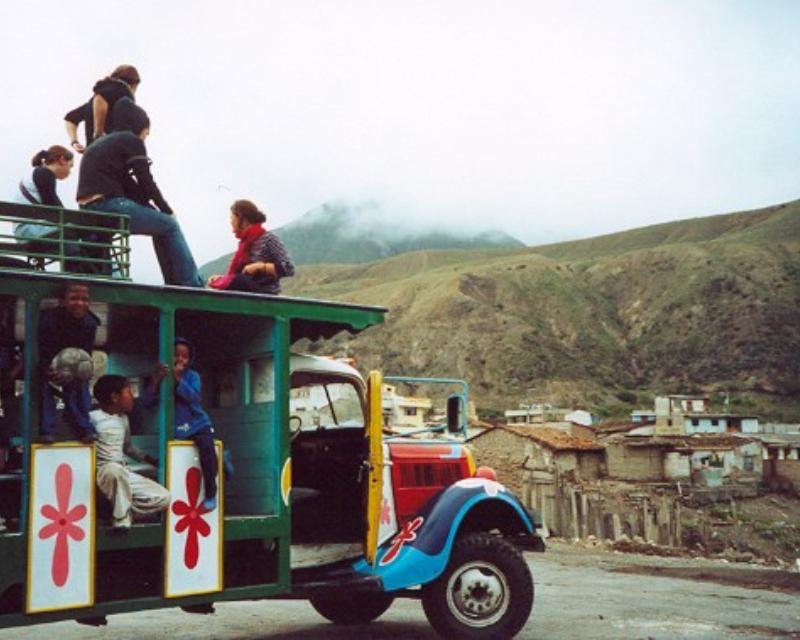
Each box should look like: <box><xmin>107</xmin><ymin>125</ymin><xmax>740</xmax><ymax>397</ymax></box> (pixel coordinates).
<box><xmin>0</xmin><ymin>201</ymin><xmax>544</xmax><ymax>638</ymax></box>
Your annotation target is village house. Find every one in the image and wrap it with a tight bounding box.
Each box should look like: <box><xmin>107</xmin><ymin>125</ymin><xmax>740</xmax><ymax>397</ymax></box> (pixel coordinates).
<box><xmin>503</xmin><ymin>404</ymin><xmax>572</xmax><ymax>425</ymax></box>
<box><xmin>604</xmin><ymin>432</ymin><xmax>763</xmax><ymax>485</ymax></box>
<box><xmin>381</xmin><ymin>383</ymin><xmax>433</xmax><ymax>430</ymax></box>
<box><xmin>631</xmin><ymin>409</ymin><xmax>657</xmax><ymax>423</ymax></box>
<box><xmin>651</xmin><ymin>394</ymin><xmax>759</xmax><ymax>436</ymax></box>
<box><xmin>469</xmin><ymin>426</ymin><xmax>605</xmax><ymax>538</ymax></box>
<box><xmin>468</xmin><ymin>425</ymin><xmax>605</xmax><ymax>493</ymax></box>
<box><xmin>745</xmin><ymin>424</ymin><xmax>800</xmax><ymax>492</ymax></box>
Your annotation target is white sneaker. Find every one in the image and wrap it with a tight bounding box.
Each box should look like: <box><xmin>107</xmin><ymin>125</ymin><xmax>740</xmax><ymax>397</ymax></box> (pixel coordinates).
<box><xmin>112</xmin><ymin>514</ymin><xmax>132</xmax><ymax>530</ymax></box>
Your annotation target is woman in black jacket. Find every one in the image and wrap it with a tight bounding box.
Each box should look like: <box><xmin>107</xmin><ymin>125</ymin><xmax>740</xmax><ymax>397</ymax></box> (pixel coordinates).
<box><xmin>76</xmin><ymin>107</ymin><xmax>202</xmax><ymax>287</ymax></box>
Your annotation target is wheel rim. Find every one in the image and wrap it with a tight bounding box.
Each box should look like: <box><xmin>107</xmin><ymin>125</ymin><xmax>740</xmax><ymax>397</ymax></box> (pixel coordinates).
<box><xmin>445</xmin><ymin>560</ymin><xmax>509</xmax><ymax>628</ymax></box>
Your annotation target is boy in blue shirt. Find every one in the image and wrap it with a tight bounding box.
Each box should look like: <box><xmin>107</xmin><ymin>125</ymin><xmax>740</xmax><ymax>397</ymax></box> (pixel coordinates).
<box><xmin>148</xmin><ymin>338</ymin><xmax>218</xmax><ymax>511</ymax></box>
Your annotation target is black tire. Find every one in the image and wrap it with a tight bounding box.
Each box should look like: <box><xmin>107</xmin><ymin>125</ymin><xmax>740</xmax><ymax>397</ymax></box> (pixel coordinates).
<box><xmin>310</xmin><ymin>591</ymin><xmax>394</xmax><ymax>625</ymax></box>
<box><xmin>421</xmin><ymin>532</ymin><xmax>533</xmax><ymax>639</ymax></box>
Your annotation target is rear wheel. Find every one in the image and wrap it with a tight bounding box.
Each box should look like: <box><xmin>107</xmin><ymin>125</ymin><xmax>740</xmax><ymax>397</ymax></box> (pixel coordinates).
<box><xmin>421</xmin><ymin>532</ymin><xmax>533</xmax><ymax>639</ymax></box>
<box><xmin>310</xmin><ymin>591</ymin><xmax>394</xmax><ymax>624</ymax></box>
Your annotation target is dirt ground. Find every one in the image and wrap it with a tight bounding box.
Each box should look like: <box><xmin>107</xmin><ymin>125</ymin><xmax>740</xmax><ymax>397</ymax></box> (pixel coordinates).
<box><xmin>3</xmin><ymin>539</ymin><xmax>800</xmax><ymax>640</ymax></box>
<box><xmin>681</xmin><ymin>492</ymin><xmax>800</xmax><ymax>565</ymax></box>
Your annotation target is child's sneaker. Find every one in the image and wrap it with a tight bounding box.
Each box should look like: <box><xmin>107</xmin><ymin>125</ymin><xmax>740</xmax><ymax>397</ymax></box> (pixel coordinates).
<box><xmin>202</xmin><ymin>496</ymin><xmax>217</xmax><ymax>512</ymax></box>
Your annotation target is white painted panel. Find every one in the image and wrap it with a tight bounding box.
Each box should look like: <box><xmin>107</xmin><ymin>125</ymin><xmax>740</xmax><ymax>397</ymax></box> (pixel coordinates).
<box><xmin>377</xmin><ymin>443</ymin><xmax>398</xmax><ymax>546</ymax></box>
<box><xmin>165</xmin><ymin>441</ymin><xmax>223</xmax><ymax>598</ymax></box>
<box><xmin>27</xmin><ymin>445</ymin><xmax>95</xmax><ymax>613</ymax></box>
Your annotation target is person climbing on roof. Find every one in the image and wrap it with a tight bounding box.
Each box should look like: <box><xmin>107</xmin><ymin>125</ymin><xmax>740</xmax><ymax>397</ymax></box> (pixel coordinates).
<box><xmin>64</xmin><ymin>64</ymin><xmax>141</xmax><ymax>153</ymax></box>
<box><xmin>207</xmin><ymin>199</ymin><xmax>295</xmax><ymax>294</ymax></box>
<box><xmin>76</xmin><ymin>105</ymin><xmax>203</xmax><ymax>287</ymax></box>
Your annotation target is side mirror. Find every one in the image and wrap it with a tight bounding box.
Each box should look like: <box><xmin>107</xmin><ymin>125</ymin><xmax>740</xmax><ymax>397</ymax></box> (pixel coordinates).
<box><xmin>447</xmin><ymin>395</ymin><xmax>462</xmax><ymax>434</ymax></box>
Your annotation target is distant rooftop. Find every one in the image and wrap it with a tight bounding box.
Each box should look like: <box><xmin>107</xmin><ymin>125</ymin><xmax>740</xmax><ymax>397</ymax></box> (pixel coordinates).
<box><xmin>474</xmin><ymin>425</ymin><xmax>604</xmax><ymax>452</ymax></box>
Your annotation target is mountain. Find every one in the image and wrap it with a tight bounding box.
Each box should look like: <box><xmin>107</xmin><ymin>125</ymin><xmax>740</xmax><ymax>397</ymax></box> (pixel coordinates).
<box><xmin>280</xmin><ymin>200</ymin><xmax>800</xmax><ymax>421</ymax></box>
<box><xmin>199</xmin><ymin>202</ymin><xmax>525</xmax><ymax>275</ymax></box>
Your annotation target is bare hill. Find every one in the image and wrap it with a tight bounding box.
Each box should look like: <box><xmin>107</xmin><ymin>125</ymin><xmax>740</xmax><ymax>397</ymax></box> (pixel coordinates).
<box><xmin>283</xmin><ymin>200</ymin><xmax>800</xmax><ymax>420</ymax></box>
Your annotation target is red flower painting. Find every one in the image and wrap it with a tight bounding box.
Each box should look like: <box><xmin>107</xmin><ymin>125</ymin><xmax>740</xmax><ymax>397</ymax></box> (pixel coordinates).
<box><xmin>380</xmin><ymin>497</ymin><xmax>392</xmax><ymax>525</ymax></box>
<box><xmin>379</xmin><ymin>516</ymin><xmax>424</xmax><ymax>566</ymax></box>
<box><xmin>38</xmin><ymin>463</ymin><xmax>87</xmax><ymax>587</ymax></box>
<box><xmin>171</xmin><ymin>467</ymin><xmax>211</xmax><ymax>569</ymax></box>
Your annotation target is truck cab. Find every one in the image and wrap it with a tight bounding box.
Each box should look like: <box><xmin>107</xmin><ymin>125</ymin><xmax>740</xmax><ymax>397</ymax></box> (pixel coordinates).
<box><xmin>286</xmin><ymin>355</ymin><xmax>544</xmax><ymax>638</ymax></box>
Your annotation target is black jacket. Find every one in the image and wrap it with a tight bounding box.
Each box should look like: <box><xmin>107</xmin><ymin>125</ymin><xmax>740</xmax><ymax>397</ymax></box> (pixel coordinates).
<box><xmin>76</xmin><ymin>132</ymin><xmax>171</xmax><ymax>214</ymax></box>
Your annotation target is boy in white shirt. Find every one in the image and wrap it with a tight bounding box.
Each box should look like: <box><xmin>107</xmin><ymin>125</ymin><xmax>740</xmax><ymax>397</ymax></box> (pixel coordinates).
<box><xmin>91</xmin><ymin>375</ymin><xmax>170</xmax><ymax>529</ymax></box>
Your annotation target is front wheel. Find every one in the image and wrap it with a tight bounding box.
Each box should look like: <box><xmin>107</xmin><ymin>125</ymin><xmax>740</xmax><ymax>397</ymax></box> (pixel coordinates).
<box><xmin>310</xmin><ymin>591</ymin><xmax>394</xmax><ymax>625</ymax></box>
<box><xmin>422</xmin><ymin>532</ymin><xmax>533</xmax><ymax>639</ymax></box>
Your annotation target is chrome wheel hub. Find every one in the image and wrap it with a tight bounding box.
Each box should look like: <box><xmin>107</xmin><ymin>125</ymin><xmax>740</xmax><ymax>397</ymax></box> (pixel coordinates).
<box><xmin>446</xmin><ymin>561</ymin><xmax>509</xmax><ymax>627</ymax></box>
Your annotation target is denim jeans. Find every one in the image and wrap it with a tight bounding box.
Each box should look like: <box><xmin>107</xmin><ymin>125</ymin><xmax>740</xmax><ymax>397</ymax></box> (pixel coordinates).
<box><xmin>82</xmin><ymin>197</ymin><xmax>203</xmax><ymax>287</ymax></box>
<box><xmin>190</xmin><ymin>428</ymin><xmax>218</xmax><ymax>499</ymax></box>
<box><xmin>14</xmin><ymin>222</ymin><xmax>55</xmax><ymax>239</ymax></box>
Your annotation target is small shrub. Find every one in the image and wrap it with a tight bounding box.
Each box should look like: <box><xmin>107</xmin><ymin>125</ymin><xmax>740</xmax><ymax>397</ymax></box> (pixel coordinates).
<box><xmin>709</xmin><ymin>504</ymin><xmax>732</xmax><ymax>520</ymax></box>
<box><xmin>616</xmin><ymin>390</ymin><xmax>637</xmax><ymax>404</ymax></box>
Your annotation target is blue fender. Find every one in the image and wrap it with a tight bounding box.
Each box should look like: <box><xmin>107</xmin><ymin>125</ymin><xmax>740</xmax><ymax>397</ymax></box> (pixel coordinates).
<box><xmin>352</xmin><ymin>478</ymin><xmax>534</xmax><ymax>592</ymax></box>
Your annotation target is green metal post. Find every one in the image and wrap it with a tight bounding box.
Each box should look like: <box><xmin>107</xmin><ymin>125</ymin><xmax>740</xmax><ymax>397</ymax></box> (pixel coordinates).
<box><xmin>158</xmin><ymin>307</ymin><xmax>175</xmax><ymax>485</ymax></box>
<box><xmin>20</xmin><ymin>295</ymin><xmax>42</xmax><ymax>533</ymax></box>
<box><xmin>272</xmin><ymin>316</ymin><xmax>290</xmax><ymax>587</ymax></box>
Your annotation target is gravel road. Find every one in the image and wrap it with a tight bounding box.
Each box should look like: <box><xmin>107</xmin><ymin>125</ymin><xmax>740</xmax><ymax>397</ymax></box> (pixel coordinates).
<box><xmin>3</xmin><ymin>541</ymin><xmax>799</xmax><ymax>639</ymax></box>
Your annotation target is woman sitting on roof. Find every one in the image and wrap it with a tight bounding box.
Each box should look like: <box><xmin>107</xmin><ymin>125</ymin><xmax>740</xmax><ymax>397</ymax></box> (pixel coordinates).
<box><xmin>207</xmin><ymin>199</ymin><xmax>294</xmax><ymax>294</ymax></box>
<box><xmin>13</xmin><ymin>146</ymin><xmax>74</xmax><ymax>240</ymax></box>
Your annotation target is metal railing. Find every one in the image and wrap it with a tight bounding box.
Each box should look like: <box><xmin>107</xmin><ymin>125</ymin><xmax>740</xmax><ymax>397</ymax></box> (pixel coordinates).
<box><xmin>0</xmin><ymin>201</ymin><xmax>131</xmax><ymax>280</ymax></box>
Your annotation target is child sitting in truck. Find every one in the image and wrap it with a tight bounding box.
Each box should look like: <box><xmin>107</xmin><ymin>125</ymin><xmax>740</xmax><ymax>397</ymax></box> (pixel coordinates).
<box><xmin>91</xmin><ymin>375</ymin><xmax>170</xmax><ymax>529</ymax></box>
<box><xmin>38</xmin><ymin>282</ymin><xmax>99</xmax><ymax>444</ymax></box>
<box><xmin>147</xmin><ymin>338</ymin><xmax>219</xmax><ymax>511</ymax></box>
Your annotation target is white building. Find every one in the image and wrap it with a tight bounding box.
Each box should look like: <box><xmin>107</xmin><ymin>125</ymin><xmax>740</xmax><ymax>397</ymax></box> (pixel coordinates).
<box><xmin>381</xmin><ymin>383</ymin><xmax>432</xmax><ymax>429</ymax></box>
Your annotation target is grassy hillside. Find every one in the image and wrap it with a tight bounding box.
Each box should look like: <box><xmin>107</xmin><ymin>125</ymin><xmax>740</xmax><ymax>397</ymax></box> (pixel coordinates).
<box><xmin>282</xmin><ymin>201</ymin><xmax>800</xmax><ymax>420</ymax></box>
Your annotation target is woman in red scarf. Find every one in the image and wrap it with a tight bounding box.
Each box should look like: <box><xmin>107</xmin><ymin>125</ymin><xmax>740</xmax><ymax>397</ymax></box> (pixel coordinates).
<box><xmin>207</xmin><ymin>200</ymin><xmax>295</xmax><ymax>294</ymax></box>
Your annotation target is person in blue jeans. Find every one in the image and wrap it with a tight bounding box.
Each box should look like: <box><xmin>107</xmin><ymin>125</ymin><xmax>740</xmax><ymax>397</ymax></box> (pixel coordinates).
<box><xmin>37</xmin><ymin>283</ymin><xmax>100</xmax><ymax>444</ymax></box>
<box><xmin>75</xmin><ymin>106</ymin><xmax>202</xmax><ymax>287</ymax></box>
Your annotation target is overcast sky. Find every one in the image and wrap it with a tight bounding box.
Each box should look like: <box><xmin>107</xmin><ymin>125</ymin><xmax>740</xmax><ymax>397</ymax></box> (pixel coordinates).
<box><xmin>2</xmin><ymin>1</ymin><xmax>799</xmax><ymax>284</ymax></box>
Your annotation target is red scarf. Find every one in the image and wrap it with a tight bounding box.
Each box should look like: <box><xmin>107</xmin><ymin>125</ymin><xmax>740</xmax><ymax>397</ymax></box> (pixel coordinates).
<box><xmin>209</xmin><ymin>224</ymin><xmax>266</xmax><ymax>290</ymax></box>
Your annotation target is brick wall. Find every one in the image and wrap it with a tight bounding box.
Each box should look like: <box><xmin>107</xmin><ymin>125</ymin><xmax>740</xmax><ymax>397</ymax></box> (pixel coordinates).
<box><xmin>469</xmin><ymin>429</ymin><xmax>528</xmax><ymax>494</ymax></box>
<box><xmin>606</xmin><ymin>442</ymin><xmax>664</xmax><ymax>481</ymax></box>
<box><xmin>776</xmin><ymin>460</ymin><xmax>800</xmax><ymax>489</ymax></box>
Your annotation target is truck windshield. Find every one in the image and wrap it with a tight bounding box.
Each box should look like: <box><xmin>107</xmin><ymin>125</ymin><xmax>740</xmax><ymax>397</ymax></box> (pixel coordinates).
<box><xmin>290</xmin><ymin>381</ymin><xmax>364</xmax><ymax>429</ymax></box>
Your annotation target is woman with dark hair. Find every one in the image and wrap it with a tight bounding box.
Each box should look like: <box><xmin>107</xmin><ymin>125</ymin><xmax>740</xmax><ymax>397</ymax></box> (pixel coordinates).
<box><xmin>207</xmin><ymin>200</ymin><xmax>294</xmax><ymax>294</ymax></box>
<box><xmin>64</xmin><ymin>64</ymin><xmax>141</xmax><ymax>152</ymax></box>
<box><xmin>13</xmin><ymin>145</ymin><xmax>74</xmax><ymax>239</ymax></box>
<box><xmin>76</xmin><ymin>111</ymin><xmax>203</xmax><ymax>287</ymax></box>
